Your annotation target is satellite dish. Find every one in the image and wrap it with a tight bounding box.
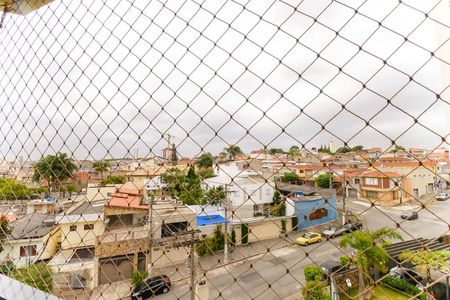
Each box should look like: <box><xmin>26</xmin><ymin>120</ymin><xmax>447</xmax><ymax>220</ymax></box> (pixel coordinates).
<box><xmin>104</xmin><ymin>218</ymin><xmax>110</xmax><ymax>224</ymax></box>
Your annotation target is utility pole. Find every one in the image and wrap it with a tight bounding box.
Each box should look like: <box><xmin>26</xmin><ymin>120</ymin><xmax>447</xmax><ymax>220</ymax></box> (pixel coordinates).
<box><xmin>190</xmin><ymin>230</ymin><xmax>196</xmax><ymax>300</ymax></box>
<box><xmin>223</xmin><ymin>184</ymin><xmax>229</xmax><ymax>264</ymax></box>
<box><xmin>146</xmin><ymin>191</ymin><xmax>154</xmax><ymax>276</ymax></box>
<box><xmin>342</xmin><ymin>173</ymin><xmax>346</xmax><ymax>226</ymax></box>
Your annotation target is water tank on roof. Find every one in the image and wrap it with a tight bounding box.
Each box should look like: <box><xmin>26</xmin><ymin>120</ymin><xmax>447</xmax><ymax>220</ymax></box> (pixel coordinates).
<box><xmin>295</xmin><ymin>191</ymin><xmax>303</xmax><ymax>197</ymax></box>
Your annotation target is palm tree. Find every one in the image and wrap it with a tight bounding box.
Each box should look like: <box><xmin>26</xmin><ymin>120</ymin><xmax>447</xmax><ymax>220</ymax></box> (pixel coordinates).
<box><xmin>33</xmin><ymin>153</ymin><xmax>77</xmax><ymax>194</ymax></box>
<box><xmin>196</xmin><ymin>153</ymin><xmax>214</xmax><ymax>168</ymax></box>
<box><xmin>399</xmin><ymin>249</ymin><xmax>450</xmax><ymax>284</ymax></box>
<box><xmin>92</xmin><ymin>160</ymin><xmax>110</xmax><ymax>180</ymax></box>
<box><xmin>340</xmin><ymin>227</ymin><xmax>402</xmax><ymax>278</ymax></box>
<box><xmin>223</xmin><ymin>145</ymin><xmax>243</xmax><ymax>160</ymax></box>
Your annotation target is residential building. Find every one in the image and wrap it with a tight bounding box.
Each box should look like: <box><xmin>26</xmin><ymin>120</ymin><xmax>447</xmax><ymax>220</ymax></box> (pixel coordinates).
<box><xmin>50</xmin><ymin>199</ymin><xmax>107</xmax><ymax>292</ymax></box>
<box><xmin>202</xmin><ymin>162</ymin><xmax>275</xmax><ymax>220</ymax></box>
<box><xmin>359</xmin><ymin>171</ymin><xmax>405</xmax><ymax>206</ymax></box>
<box><xmin>0</xmin><ymin>213</ymin><xmax>60</xmax><ymax>268</ymax></box>
<box><xmin>94</xmin><ymin>192</ymin><xmax>197</xmax><ymax>285</ymax></box>
<box><xmin>279</xmin><ymin>184</ymin><xmax>337</xmax><ymax>230</ymax></box>
<box><xmin>373</xmin><ymin>160</ymin><xmax>439</xmax><ymax>198</ymax></box>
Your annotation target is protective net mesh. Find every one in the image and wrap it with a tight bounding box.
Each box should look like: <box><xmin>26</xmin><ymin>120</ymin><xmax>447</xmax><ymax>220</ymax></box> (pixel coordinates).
<box><xmin>0</xmin><ymin>0</ymin><xmax>449</xmax><ymax>299</ymax></box>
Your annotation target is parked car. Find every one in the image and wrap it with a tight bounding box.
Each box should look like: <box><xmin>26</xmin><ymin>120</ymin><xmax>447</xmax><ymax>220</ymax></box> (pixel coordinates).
<box><xmin>436</xmin><ymin>193</ymin><xmax>449</xmax><ymax>201</ymax></box>
<box><xmin>320</xmin><ymin>261</ymin><xmax>348</xmax><ymax>279</ymax></box>
<box><xmin>296</xmin><ymin>232</ymin><xmax>322</xmax><ymax>246</ymax></box>
<box><xmin>389</xmin><ymin>267</ymin><xmax>424</xmax><ymax>286</ymax></box>
<box><xmin>322</xmin><ymin>221</ymin><xmax>363</xmax><ymax>238</ymax></box>
<box><xmin>401</xmin><ymin>210</ymin><xmax>419</xmax><ymax>220</ymax></box>
<box><xmin>428</xmin><ymin>280</ymin><xmax>450</xmax><ymax>300</ymax></box>
<box><xmin>131</xmin><ymin>275</ymin><xmax>171</xmax><ymax>299</ymax></box>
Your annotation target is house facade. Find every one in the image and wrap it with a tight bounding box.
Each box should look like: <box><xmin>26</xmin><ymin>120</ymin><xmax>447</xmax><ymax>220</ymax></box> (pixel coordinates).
<box><xmin>202</xmin><ymin>162</ymin><xmax>275</xmax><ymax>220</ymax></box>
<box><xmin>0</xmin><ymin>213</ymin><xmax>60</xmax><ymax>268</ymax></box>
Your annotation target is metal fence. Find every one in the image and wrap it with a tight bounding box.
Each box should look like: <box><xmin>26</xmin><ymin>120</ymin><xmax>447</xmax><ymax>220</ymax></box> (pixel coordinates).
<box><xmin>0</xmin><ymin>0</ymin><xmax>449</xmax><ymax>299</ymax></box>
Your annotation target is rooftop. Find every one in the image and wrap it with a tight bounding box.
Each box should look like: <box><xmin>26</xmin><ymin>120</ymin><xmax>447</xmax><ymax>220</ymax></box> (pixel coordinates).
<box><xmin>8</xmin><ymin>213</ymin><xmax>55</xmax><ymax>240</ymax></box>
<box><xmin>69</xmin><ymin>199</ymin><xmax>107</xmax><ymax>216</ymax></box>
<box><xmin>361</xmin><ymin>170</ymin><xmax>401</xmax><ymax>178</ymax></box>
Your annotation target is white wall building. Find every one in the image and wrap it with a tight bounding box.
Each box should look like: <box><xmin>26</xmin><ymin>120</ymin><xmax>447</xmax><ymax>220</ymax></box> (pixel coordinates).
<box><xmin>202</xmin><ymin>162</ymin><xmax>275</xmax><ymax>220</ymax></box>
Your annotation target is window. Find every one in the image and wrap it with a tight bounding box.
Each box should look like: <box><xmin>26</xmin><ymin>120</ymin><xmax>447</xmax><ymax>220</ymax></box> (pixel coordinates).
<box><xmin>265</xmin><ymin>188</ymin><xmax>271</xmax><ymax>195</ymax></box>
<box><xmin>70</xmin><ymin>225</ymin><xmax>77</xmax><ymax>231</ymax></box>
<box><xmin>84</xmin><ymin>224</ymin><xmax>94</xmax><ymax>230</ymax></box>
<box><xmin>365</xmin><ymin>178</ymin><xmax>378</xmax><ymax>185</ymax></box>
<box><xmin>19</xmin><ymin>245</ymin><xmax>37</xmax><ymax>257</ymax></box>
<box><xmin>354</xmin><ymin>179</ymin><xmax>360</xmax><ymax>185</ymax></box>
<box><xmin>366</xmin><ymin>191</ymin><xmax>378</xmax><ymax>198</ymax></box>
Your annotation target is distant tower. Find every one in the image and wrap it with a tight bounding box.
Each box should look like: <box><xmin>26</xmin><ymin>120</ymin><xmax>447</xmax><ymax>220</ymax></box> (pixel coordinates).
<box><xmin>328</xmin><ymin>141</ymin><xmax>337</xmax><ymax>153</ymax></box>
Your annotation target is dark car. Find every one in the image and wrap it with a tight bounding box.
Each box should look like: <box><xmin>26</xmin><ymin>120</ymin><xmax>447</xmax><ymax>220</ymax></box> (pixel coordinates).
<box><xmin>389</xmin><ymin>267</ymin><xmax>424</xmax><ymax>286</ymax></box>
<box><xmin>427</xmin><ymin>280</ymin><xmax>450</xmax><ymax>300</ymax></box>
<box><xmin>401</xmin><ymin>210</ymin><xmax>419</xmax><ymax>220</ymax></box>
<box><xmin>320</xmin><ymin>261</ymin><xmax>348</xmax><ymax>279</ymax></box>
<box><xmin>131</xmin><ymin>275</ymin><xmax>171</xmax><ymax>299</ymax></box>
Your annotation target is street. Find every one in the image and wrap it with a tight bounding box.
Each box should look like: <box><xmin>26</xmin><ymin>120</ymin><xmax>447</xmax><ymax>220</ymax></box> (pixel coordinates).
<box><xmin>97</xmin><ymin>197</ymin><xmax>450</xmax><ymax>300</ymax></box>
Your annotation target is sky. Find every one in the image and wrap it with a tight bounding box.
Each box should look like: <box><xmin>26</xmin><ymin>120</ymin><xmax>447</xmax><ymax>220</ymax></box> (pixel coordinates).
<box><xmin>0</xmin><ymin>0</ymin><xmax>449</xmax><ymax>161</ymax></box>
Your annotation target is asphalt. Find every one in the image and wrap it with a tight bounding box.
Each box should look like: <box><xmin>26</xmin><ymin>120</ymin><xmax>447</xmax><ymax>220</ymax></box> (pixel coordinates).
<box><xmin>90</xmin><ymin>195</ymin><xmax>450</xmax><ymax>300</ymax></box>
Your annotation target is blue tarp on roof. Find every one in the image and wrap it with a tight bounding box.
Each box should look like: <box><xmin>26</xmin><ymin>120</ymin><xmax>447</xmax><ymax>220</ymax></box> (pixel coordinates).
<box><xmin>196</xmin><ymin>215</ymin><xmax>227</xmax><ymax>226</ymax></box>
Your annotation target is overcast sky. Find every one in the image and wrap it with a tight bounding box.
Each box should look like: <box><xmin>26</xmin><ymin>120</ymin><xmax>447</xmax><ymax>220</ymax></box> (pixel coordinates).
<box><xmin>0</xmin><ymin>0</ymin><xmax>449</xmax><ymax>161</ymax></box>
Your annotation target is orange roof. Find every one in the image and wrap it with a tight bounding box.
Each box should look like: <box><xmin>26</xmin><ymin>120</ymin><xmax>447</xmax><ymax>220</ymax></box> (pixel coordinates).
<box><xmin>362</xmin><ymin>171</ymin><xmax>401</xmax><ymax>178</ymax></box>
<box><xmin>251</xmin><ymin>149</ymin><xmax>266</xmax><ymax>154</ymax></box>
<box><xmin>0</xmin><ymin>213</ymin><xmax>17</xmax><ymax>222</ymax></box>
<box><xmin>378</xmin><ymin>157</ymin><xmax>413</xmax><ymax>162</ymax></box>
<box><xmin>108</xmin><ymin>188</ymin><xmax>146</xmax><ymax>209</ymax></box>
<box><xmin>367</xmin><ymin>147</ymin><xmax>382</xmax><ymax>152</ymax></box>
<box><xmin>373</xmin><ymin>161</ymin><xmax>438</xmax><ymax>168</ymax></box>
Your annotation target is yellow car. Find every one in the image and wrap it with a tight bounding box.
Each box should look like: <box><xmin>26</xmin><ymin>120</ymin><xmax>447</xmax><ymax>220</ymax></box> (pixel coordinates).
<box><xmin>296</xmin><ymin>232</ymin><xmax>322</xmax><ymax>246</ymax></box>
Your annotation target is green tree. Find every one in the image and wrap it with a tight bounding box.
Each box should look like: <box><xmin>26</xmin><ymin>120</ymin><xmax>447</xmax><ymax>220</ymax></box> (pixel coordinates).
<box><xmin>339</xmin><ymin>227</ymin><xmax>402</xmax><ymax>278</ymax></box>
<box><xmin>0</xmin><ymin>216</ymin><xmax>12</xmax><ymax>253</ymax></box>
<box><xmin>304</xmin><ymin>265</ymin><xmax>325</xmax><ymax>282</ymax></box>
<box><xmin>171</xmin><ymin>143</ymin><xmax>178</xmax><ymax>166</ymax></box>
<box><xmin>196</xmin><ymin>153</ymin><xmax>214</xmax><ymax>168</ymax></box>
<box><xmin>0</xmin><ymin>178</ymin><xmax>41</xmax><ymax>200</ymax></box>
<box><xmin>351</xmin><ymin>145</ymin><xmax>364</xmax><ymax>152</ymax></box>
<box><xmin>223</xmin><ymin>145</ymin><xmax>243</xmax><ymax>160</ymax></box>
<box><xmin>289</xmin><ymin>145</ymin><xmax>301</xmax><ymax>156</ymax></box>
<box><xmin>301</xmin><ymin>279</ymin><xmax>330</xmax><ymax>300</ymax></box>
<box><xmin>131</xmin><ymin>270</ymin><xmax>148</xmax><ymax>287</ymax></box>
<box><xmin>11</xmin><ymin>263</ymin><xmax>53</xmax><ymax>293</ymax></box>
<box><xmin>399</xmin><ymin>250</ymin><xmax>450</xmax><ymax>284</ymax></box>
<box><xmin>340</xmin><ymin>255</ymin><xmax>351</xmax><ymax>268</ymax></box>
<box><xmin>269</xmin><ymin>148</ymin><xmax>284</xmax><ymax>155</ymax></box>
<box><xmin>390</xmin><ymin>145</ymin><xmax>406</xmax><ymax>153</ymax></box>
<box><xmin>66</xmin><ymin>184</ymin><xmax>78</xmax><ymax>196</ymax></box>
<box><xmin>318</xmin><ymin>146</ymin><xmax>332</xmax><ymax>154</ymax></box>
<box><xmin>92</xmin><ymin>160</ymin><xmax>110</xmax><ymax>180</ymax></box>
<box><xmin>203</xmin><ymin>186</ymin><xmax>225</xmax><ymax>205</ymax></box>
<box><xmin>270</xmin><ymin>190</ymin><xmax>285</xmax><ymax>217</ymax></box>
<box><xmin>100</xmin><ymin>175</ymin><xmax>125</xmax><ymax>187</ymax></box>
<box><xmin>33</xmin><ymin>153</ymin><xmax>77</xmax><ymax>194</ymax></box>
<box><xmin>282</xmin><ymin>172</ymin><xmax>300</xmax><ymax>184</ymax></box>
<box><xmin>336</xmin><ymin>146</ymin><xmax>352</xmax><ymax>153</ymax></box>
<box><xmin>315</xmin><ymin>174</ymin><xmax>333</xmax><ymax>188</ymax></box>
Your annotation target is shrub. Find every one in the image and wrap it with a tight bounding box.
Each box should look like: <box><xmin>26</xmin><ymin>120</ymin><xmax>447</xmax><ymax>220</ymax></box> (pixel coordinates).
<box><xmin>381</xmin><ymin>276</ymin><xmax>425</xmax><ymax>299</ymax></box>
<box><xmin>131</xmin><ymin>270</ymin><xmax>148</xmax><ymax>287</ymax></box>
<box><xmin>301</xmin><ymin>280</ymin><xmax>330</xmax><ymax>300</ymax></box>
<box><xmin>304</xmin><ymin>265</ymin><xmax>325</xmax><ymax>282</ymax></box>
<box><xmin>11</xmin><ymin>263</ymin><xmax>53</xmax><ymax>293</ymax></box>
<box><xmin>280</xmin><ymin>219</ymin><xmax>286</xmax><ymax>234</ymax></box>
<box><xmin>340</xmin><ymin>256</ymin><xmax>351</xmax><ymax>268</ymax></box>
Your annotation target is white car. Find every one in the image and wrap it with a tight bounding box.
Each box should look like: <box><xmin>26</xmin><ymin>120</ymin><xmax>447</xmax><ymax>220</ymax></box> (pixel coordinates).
<box><xmin>436</xmin><ymin>193</ymin><xmax>449</xmax><ymax>201</ymax></box>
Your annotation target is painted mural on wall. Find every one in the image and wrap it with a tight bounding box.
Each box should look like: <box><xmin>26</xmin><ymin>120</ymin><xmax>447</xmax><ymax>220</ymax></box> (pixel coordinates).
<box><xmin>308</xmin><ymin>207</ymin><xmax>328</xmax><ymax>220</ymax></box>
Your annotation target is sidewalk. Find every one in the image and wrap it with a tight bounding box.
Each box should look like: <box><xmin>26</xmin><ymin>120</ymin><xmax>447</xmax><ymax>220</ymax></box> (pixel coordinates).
<box><xmin>89</xmin><ymin>225</ymin><xmax>335</xmax><ymax>300</ymax></box>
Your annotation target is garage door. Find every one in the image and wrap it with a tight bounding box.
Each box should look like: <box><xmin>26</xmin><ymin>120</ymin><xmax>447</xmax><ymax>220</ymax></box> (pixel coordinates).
<box><xmin>99</xmin><ymin>255</ymin><xmax>133</xmax><ymax>285</ymax></box>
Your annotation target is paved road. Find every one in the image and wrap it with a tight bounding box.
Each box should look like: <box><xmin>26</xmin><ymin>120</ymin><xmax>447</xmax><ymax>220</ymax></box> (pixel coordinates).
<box><xmin>105</xmin><ymin>198</ymin><xmax>450</xmax><ymax>300</ymax></box>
